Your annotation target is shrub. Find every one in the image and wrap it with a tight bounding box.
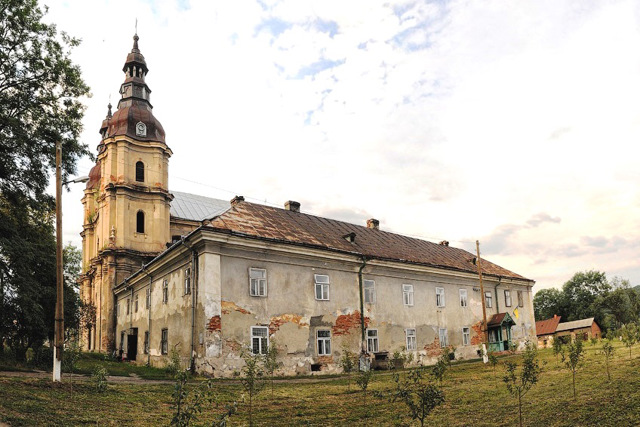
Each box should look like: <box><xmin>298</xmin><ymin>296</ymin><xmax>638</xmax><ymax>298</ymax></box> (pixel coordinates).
<box><xmin>339</xmin><ymin>347</ymin><xmax>357</xmax><ymax>390</ymax></box>
<box><xmin>562</xmin><ymin>338</ymin><xmax>585</xmax><ymax>399</ymax></box>
<box><xmin>92</xmin><ymin>365</ymin><xmax>109</xmax><ymax>393</ymax></box>
<box><xmin>503</xmin><ymin>343</ymin><xmax>541</xmax><ymax>427</ymax></box>
<box><xmin>601</xmin><ymin>339</ymin><xmax>615</xmax><ymax>381</ymax></box>
<box><xmin>240</xmin><ymin>351</ymin><xmax>265</xmax><ymax>426</ymax></box>
<box><xmin>166</xmin><ymin>345</ymin><xmax>182</xmax><ymax>378</ymax></box>
<box><xmin>390</xmin><ymin>366</ymin><xmax>444</xmax><ymax>426</ymax></box>
<box><xmin>356</xmin><ymin>368</ymin><xmax>374</xmax><ymax>409</ymax></box>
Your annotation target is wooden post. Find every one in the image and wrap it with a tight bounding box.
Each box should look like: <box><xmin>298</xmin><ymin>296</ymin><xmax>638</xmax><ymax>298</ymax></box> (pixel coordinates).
<box><xmin>476</xmin><ymin>240</ymin><xmax>488</xmax><ymax>344</ymax></box>
<box><xmin>53</xmin><ymin>140</ymin><xmax>64</xmax><ymax>382</ymax></box>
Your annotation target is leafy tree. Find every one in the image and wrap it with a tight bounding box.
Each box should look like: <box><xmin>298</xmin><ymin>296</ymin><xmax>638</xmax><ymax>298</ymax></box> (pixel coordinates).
<box><xmin>390</xmin><ymin>367</ymin><xmax>444</xmax><ymax>426</ymax></box>
<box><xmin>432</xmin><ymin>348</ymin><xmax>452</xmax><ymax>386</ymax></box>
<box><xmin>562</xmin><ymin>338</ymin><xmax>585</xmax><ymax>399</ymax></box>
<box><xmin>562</xmin><ymin>270</ymin><xmax>611</xmax><ymax>324</ymax></box>
<box><xmin>533</xmin><ymin>287</ymin><xmax>564</xmax><ymax>321</ymax></box>
<box><xmin>619</xmin><ymin>322</ymin><xmax>638</xmax><ymax>360</ymax></box>
<box><xmin>600</xmin><ymin>338</ymin><xmax>615</xmax><ymax>381</ymax></box>
<box><xmin>503</xmin><ymin>343</ymin><xmax>541</xmax><ymax>427</ymax></box>
<box><xmin>263</xmin><ymin>342</ymin><xmax>281</xmax><ymax>397</ymax></box>
<box><xmin>552</xmin><ymin>338</ymin><xmax>563</xmax><ymax>365</ymax></box>
<box><xmin>339</xmin><ymin>347</ymin><xmax>357</xmax><ymax>390</ymax></box>
<box><xmin>487</xmin><ymin>351</ymin><xmax>499</xmax><ymax>385</ymax></box>
<box><xmin>355</xmin><ymin>368</ymin><xmax>373</xmax><ymax>409</ymax></box>
<box><xmin>0</xmin><ymin>0</ymin><xmax>89</xmax><ymax>360</ymax></box>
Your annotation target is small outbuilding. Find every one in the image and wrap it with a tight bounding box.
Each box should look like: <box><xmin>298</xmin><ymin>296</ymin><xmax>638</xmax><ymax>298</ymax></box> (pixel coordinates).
<box><xmin>535</xmin><ymin>314</ymin><xmax>561</xmax><ymax>349</ymax></box>
<box><xmin>554</xmin><ymin>317</ymin><xmax>601</xmax><ymax>342</ymax></box>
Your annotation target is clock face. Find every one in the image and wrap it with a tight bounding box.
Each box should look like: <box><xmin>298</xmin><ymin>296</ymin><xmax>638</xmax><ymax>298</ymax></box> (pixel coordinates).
<box><xmin>136</xmin><ymin>121</ymin><xmax>147</xmax><ymax>137</ymax></box>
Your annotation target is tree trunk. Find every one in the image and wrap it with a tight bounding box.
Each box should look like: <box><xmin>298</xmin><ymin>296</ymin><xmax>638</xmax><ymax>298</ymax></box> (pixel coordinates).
<box><xmin>518</xmin><ymin>391</ymin><xmax>523</xmax><ymax>427</ymax></box>
<box><xmin>572</xmin><ymin>371</ymin><xmax>576</xmax><ymax>399</ymax></box>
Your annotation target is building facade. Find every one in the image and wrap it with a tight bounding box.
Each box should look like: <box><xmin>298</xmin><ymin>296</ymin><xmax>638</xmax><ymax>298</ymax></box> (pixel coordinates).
<box><xmin>81</xmin><ymin>35</ymin><xmax>537</xmax><ymax>376</ymax></box>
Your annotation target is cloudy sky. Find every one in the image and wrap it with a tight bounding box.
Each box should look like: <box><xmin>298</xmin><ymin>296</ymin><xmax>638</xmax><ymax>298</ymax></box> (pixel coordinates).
<box><xmin>44</xmin><ymin>0</ymin><xmax>640</xmax><ymax>291</ymax></box>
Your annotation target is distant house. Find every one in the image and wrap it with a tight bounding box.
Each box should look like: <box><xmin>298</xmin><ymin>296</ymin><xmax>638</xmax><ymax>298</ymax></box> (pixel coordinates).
<box><xmin>535</xmin><ymin>314</ymin><xmax>561</xmax><ymax>348</ymax></box>
<box><xmin>555</xmin><ymin>318</ymin><xmax>601</xmax><ymax>342</ymax></box>
<box><xmin>535</xmin><ymin>315</ymin><xmax>601</xmax><ymax>348</ymax></box>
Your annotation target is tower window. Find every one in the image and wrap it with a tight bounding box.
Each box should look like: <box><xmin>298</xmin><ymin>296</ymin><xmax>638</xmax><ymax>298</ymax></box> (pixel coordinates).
<box><xmin>135</xmin><ymin>161</ymin><xmax>144</xmax><ymax>182</ymax></box>
<box><xmin>136</xmin><ymin>211</ymin><xmax>145</xmax><ymax>234</ymax></box>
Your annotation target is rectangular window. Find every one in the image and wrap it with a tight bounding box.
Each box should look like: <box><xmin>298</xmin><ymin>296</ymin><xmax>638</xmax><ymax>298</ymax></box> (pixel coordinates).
<box><xmin>439</xmin><ymin>328</ymin><xmax>448</xmax><ymax>348</ymax></box>
<box><xmin>161</xmin><ymin>329</ymin><xmax>168</xmax><ymax>355</ymax></box>
<box><xmin>364</xmin><ymin>279</ymin><xmax>376</xmax><ymax>304</ymax></box>
<box><xmin>459</xmin><ymin>289</ymin><xmax>468</xmax><ymax>307</ymax></box>
<box><xmin>146</xmin><ymin>288</ymin><xmax>151</xmax><ymax>309</ymax></box>
<box><xmin>314</xmin><ymin>274</ymin><xmax>330</xmax><ymax>301</ymax></box>
<box><xmin>517</xmin><ymin>290</ymin><xmax>524</xmax><ymax>307</ymax></box>
<box><xmin>317</xmin><ymin>330</ymin><xmax>331</xmax><ymax>355</ymax></box>
<box><xmin>367</xmin><ymin>329</ymin><xmax>379</xmax><ymax>353</ymax></box>
<box><xmin>144</xmin><ymin>331</ymin><xmax>149</xmax><ymax>354</ymax></box>
<box><xmin>249</xmin><ymin>268</ymin><xmax>267</xmax><ymax>297</ymax></box>
<box><xmin>403</xmin><ymin>284</ymin><xmax>414</xmax><ymax>306</ymax></box>
<box><xmin>184</xmin><ymin>267</ymin><xmax>191</xmax><ymax>295</ymax></box>
<box><xmin>462</xmin><ymin>327</ymin><xmax>470</xmax><ymax>346</ymax></box>
<box><xmin>126</xmin><ymin>298</ymin><xmax>130</xmax><ymax>315</ymax></box>
<box><xmin>485</xmin><ymin>291</ymin><xmax>492</xmax><ymax>308</ymax></box>
<box><xmin>406</xmin><ymin>328</ymin><xmax>417</xmax><ymax>351</ymax></box>
<box><xmin>119</xmin><ymin>331</ymin><xmax>125</xmax><ymax>351</ymax></box>
<box><xmin>504</xmin><ymin>290</ymin><xmax>512</xmax><ymax>307</ymax></box>
<box><xmin>436</xmin><ymin>287</ymin><xmax>445</xmax><ymax>307</ymax></box>
<box><xmin>134</xmin><ymin>295</ymin><xmax>139</xmax><ymax>313</ymax></box>
<box><xmin>489</xmin><ymin>329</ymin><xmax>497</xmax><ymax>343</ymax></box>
<box><xmin>162</xmin><ymin>279</ymin><xmax>168</xmax><ymax>304</ymax></box>
<box><xmin>251</xmin><ymin>326</ymin><xmax>269</xmax><ymax>355</ymax></box>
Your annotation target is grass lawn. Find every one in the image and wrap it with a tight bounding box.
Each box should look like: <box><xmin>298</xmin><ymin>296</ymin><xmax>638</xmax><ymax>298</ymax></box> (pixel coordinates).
<box><xmin>1</xmin><ymin>341</ymin><xmax>639</xmax><ymax>426</ymax></box>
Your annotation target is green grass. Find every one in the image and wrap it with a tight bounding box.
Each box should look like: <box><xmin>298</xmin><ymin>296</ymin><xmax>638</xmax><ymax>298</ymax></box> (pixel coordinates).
<box><xmin>1</xmin><ymin>341</ymin><xmax>640</xmax><ymax>426</ymax></box>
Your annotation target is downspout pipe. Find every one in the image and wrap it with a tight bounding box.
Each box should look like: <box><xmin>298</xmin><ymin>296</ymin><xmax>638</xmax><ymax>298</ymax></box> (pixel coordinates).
<box><xmin>179</xmin><ymin>237</ymin><xmax>197</xmax><ymax>372</ymax></box>
<box><xmin>495</xmin><ymin>277</ymin><xmax>501</xmax><ymax>314</ymax></box>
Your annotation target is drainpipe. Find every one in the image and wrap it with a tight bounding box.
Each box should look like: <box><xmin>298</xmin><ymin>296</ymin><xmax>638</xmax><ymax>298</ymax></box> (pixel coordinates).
<box><xmin>495</xmin><ymin>277</ymin><xmax>501</xmax><ymax>313</ymax></box>
<box><xmin>357</xmin><ymin>257</ymin><xmax>367</xmax><ymax>352</ymax></box>
<box><xmin>179</xmin><ymin>237</ymin><xmax>198</xmax><ymax>372</ymax></box>
<box><xmin>141</xmin><ymin>265</ymin><xmax>152</xmax><ymax>366</ymax></box>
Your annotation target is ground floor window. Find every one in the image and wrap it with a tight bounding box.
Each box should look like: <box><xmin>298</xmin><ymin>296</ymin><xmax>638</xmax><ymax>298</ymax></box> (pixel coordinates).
<box><xmin>367</xmin><ymin>329</ymin><xmax>379</xmax><ymax>353</ymax></box>
<box><xmin>251</xmin><ymin>326</ymin><xmax>269</xmax><ymax>355</ymax></box>
<box><xmin>439</xmin><ymin>328</ymin><xmax>448</xmax><ymax>348</ymax></box>
<box><xmin>161</xmin><ymin>329</ymin><xmax>168</xmax><ymax>355</ymax></box>
<box><xmin>317</xmin><ymin>330</ymin><xmax>331</xmax><ymax>355</ymax></box>
<box><xmin>406</xmin><ymin>328</ymin><xmax>417</xmax><ymax>351</ymax></box>
<box><xmin>462</xmin><ymin>327</ymin><xmax>470</xmax><ymax>345</ymax></box>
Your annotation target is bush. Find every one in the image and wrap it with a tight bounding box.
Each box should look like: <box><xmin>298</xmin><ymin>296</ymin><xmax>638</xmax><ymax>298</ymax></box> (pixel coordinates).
<box><xmin>92</xmin><ymin>365</ymin><xmax>109</xmax><ymax>393</ymax></box>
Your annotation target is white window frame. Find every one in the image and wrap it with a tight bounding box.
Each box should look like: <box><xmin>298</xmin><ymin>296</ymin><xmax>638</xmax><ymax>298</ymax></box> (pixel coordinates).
<box><xmin>459</xmin><ymin>289</ymin><xmax>468</xmax><ymax>307</ymax></box>
<box><xmin>314</xmin><ymin>274</ymin><xmax>330</xmax><ymax>301</ymax></box>
<box><xmin>184</xmin><ymin>267</ymin><xmax>191</xmax><ymax>295</ymax></box>
<box><xmin>251</xmin><ymin>326</ymin><xmax>269</xmax><ymax>355</ymax></box>
<box><xmin>436</xmin><ymin>287</ymin><xmax>445</xmax><ymax>308</ymax></box>
<box><xmin>249</xmin><ymin>268</ymin><xmax>267</xmax><ymax>297</ymax></box>
<box><xmin>403</xmin><ymin>284</ymin><xmax>414</xmax><ymax>306</ymax></box>
<box><xmin>366</xmin><ymin>329</ymin><xmax>379</xmax><ymax>353</ymax></box>
<box><xmin>317</xmin><ymin>329</ymin><xmax>331</xmax><ymax>355</ymax></box>
<box><xmin>462</xmin><ymin>327</ymin><xmax>470</xmax><ymax>346</ymax></box>
<box><xmin>406</xmin><ymin>328</ymin><xmax>417</xmax><ymax>351</ymax></box>
<box><xmin>504</xmin><ymin>290</ymin><xmax>512</xmax><ymax>307</ymax></box>
<box><xmin>364</xmin><ymin>279</ymin><xmax>376</xmax><ymax>304</ymax></box>
<box><xmin>485</xmin><ymin>291</ymin><xmax>493</xmax><ymax>308</ymax></box>
<box><xmin>439</xmin><ymin>328</ymin><xmax>448</xmax><ymax>348</ymax></box>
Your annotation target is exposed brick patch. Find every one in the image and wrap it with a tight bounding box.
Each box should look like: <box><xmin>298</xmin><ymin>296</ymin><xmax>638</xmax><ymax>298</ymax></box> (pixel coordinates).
<box><xmin>269</xmin><ymin>313</ymin><xmax>307</xmax><ymax>335</ymax></box>
<box><xmin>424</xmin><ymin>336</ymin><xmax>442</xmax><ymax>357</ymax></box>
<box><xmin>207</xmin><ymin>315</ymin><xmax>221</xmax><ymax>332</ymax></box>
<box><xmin>224</xmin><ymin>339</ymin><xmax>242</xmax><ymax>353</ymax></box>
<box><xmin>471</xmin><ymin>321</ymin><xmax>484</xmax><ymax>346</ymax></box>
<box><xmin>332</xmin><ymin>311</ymin><xmax>370</xmax><ymax>336</ymax></box>
<box><xmin>316</xmin><ymin>355</ymin><xmax>334</xmax><ymax>365</ymax></box>
<box><xmin>221</xmin><ymin>300</ymin><xmax>251</xmax><ymax>315</ymax></box>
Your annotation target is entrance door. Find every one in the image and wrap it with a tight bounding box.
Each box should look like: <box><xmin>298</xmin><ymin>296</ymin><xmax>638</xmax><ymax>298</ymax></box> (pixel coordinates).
<box><xmin>127</xmin><ymin>328</ymin><xmax>138</xmax><ymax>361</ymax></box>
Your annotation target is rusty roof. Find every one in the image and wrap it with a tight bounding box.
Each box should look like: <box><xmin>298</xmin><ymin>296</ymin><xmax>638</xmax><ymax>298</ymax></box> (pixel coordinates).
<box><xmin>555</xmin><ymin>318</ymin><xmax>596</xmax><ymax>333</ymax></box>
<box><xmin>487</xmin><ymin>312</ymin><xmax>516</xmax><ymax>327</ymax></box>
<box><xmin>205</xmin><ymin>200</ymin><xmax>532</xmax><ymax>281</ymax></box>
<box><xmin>535</xmin><ymin>315</ymin><xmax>561</xmax><ymax>336</ymax></box>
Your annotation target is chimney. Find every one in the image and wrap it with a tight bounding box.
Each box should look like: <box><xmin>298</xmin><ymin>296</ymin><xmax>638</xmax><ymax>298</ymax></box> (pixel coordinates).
<box><xmin>439</xmin><ymin>240</ymin><xmax>449</xmax><ymax>246</ymax></box>
<box><xmin>366</xmin><ymin>218</ymin><xmax>379</xmax><ymax>230</ymax></box>
<box><xmin>343</xmin><ymin>232</ymin><xmax>356</xmax><ymax>243</ymax></box>
<box><xmin>230</xmin><ymin>195</ymin><xmax>245</xmax><ymax>206</ymax></box>
<box><xmin>284</xmin><ymin>200</ymin><xmax>300</xmax><ymax>212</ymax></box>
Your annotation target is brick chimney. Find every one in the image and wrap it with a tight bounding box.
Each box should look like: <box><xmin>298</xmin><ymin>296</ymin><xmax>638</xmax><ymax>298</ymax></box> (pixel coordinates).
<box><xmin>284</xmin><ymin>200</ymin><xmax>300</xmax><ymax>212</ymax></box>
<box><xmin>439</xmin><ymin>240</ymin><xmax>449</xmax><ymax>246</ymax></box>
<box><xmin>366</xmin><ymin>218</ymin><xmax>379</xmax><ymax>230</ymax></box>
<box><xmin>230</xmin><ymin>195</ymin><xmax>245</xmax><ymax>206</ymax></box>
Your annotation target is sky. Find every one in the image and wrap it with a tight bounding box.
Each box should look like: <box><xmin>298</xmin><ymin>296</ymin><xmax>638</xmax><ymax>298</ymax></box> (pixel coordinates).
<box><xmin>43</xmin><ymin>0</ymin><xmax>640</xmax><ymax>292</ymax></box>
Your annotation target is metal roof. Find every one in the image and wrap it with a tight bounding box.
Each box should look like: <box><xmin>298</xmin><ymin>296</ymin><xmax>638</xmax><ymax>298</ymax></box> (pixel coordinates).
<box><xmin>535</xmin><ymin>315</ymin><xmax>562</xmax><ymax>336</ymax></box>
<box><xmin>170</xmin><ymin>191</ymin><xmax>230</xmax><ymax>221</ymax></box>
<box><xmin>555</xmin><ymin>318</ymin><xmax>596</xmax><ymax>332</ymax></box>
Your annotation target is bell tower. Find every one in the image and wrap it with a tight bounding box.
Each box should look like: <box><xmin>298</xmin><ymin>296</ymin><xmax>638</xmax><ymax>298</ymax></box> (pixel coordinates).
<box><xmin>80</xmin><ymin>34</ymin><xmax>172</xmax><ymax>352</ymax></box>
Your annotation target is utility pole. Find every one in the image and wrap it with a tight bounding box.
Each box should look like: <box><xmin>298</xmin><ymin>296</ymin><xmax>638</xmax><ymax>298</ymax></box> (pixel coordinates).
<box><xmin>53</xmin><ymin>141</ymin><xmax>63</xmax><ymax>382</ymax></box>
<box><xmin>476</xmin><ymin>240</ymin><xmax>488</xmax><ymax>344</ymax></box>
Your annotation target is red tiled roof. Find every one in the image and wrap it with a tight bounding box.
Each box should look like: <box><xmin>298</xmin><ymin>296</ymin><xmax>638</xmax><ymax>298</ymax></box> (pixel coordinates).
<box><xmin>535</xmin><ymin>315</ymin><xmax>561</xmax><ymax>336</ymax></box>
<box><xmin>205</xmin><ymin>201</ymin><xmax>532</xmax><ymax>281</ymax></box>
<box><xmin>487</xmin><ymin>312</ymin><xmax>515</xmax><ymax>327</ymax></box>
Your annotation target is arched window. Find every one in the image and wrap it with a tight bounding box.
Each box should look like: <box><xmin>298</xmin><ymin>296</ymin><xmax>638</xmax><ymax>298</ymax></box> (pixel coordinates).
<box><xmin>136</xmin><ymin>211</ymin><xmax>145</xmax><ymax>234</ymax></box>
<box><xmin>135</xmin><ymin>161</ymin><xmax>144</xmax><ymax>182</ymax></box>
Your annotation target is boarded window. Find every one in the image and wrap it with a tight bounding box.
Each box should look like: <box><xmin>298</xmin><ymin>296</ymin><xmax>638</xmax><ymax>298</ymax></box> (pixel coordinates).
<box><xmin>135</xmin><ymin>161</ymin><xmax>144</xmax><ymax>182</ymax></box>
<box><xmin>517</xmin><ymin>290</ymin><xmax>524</xmax><ymax>307</ymax></box>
